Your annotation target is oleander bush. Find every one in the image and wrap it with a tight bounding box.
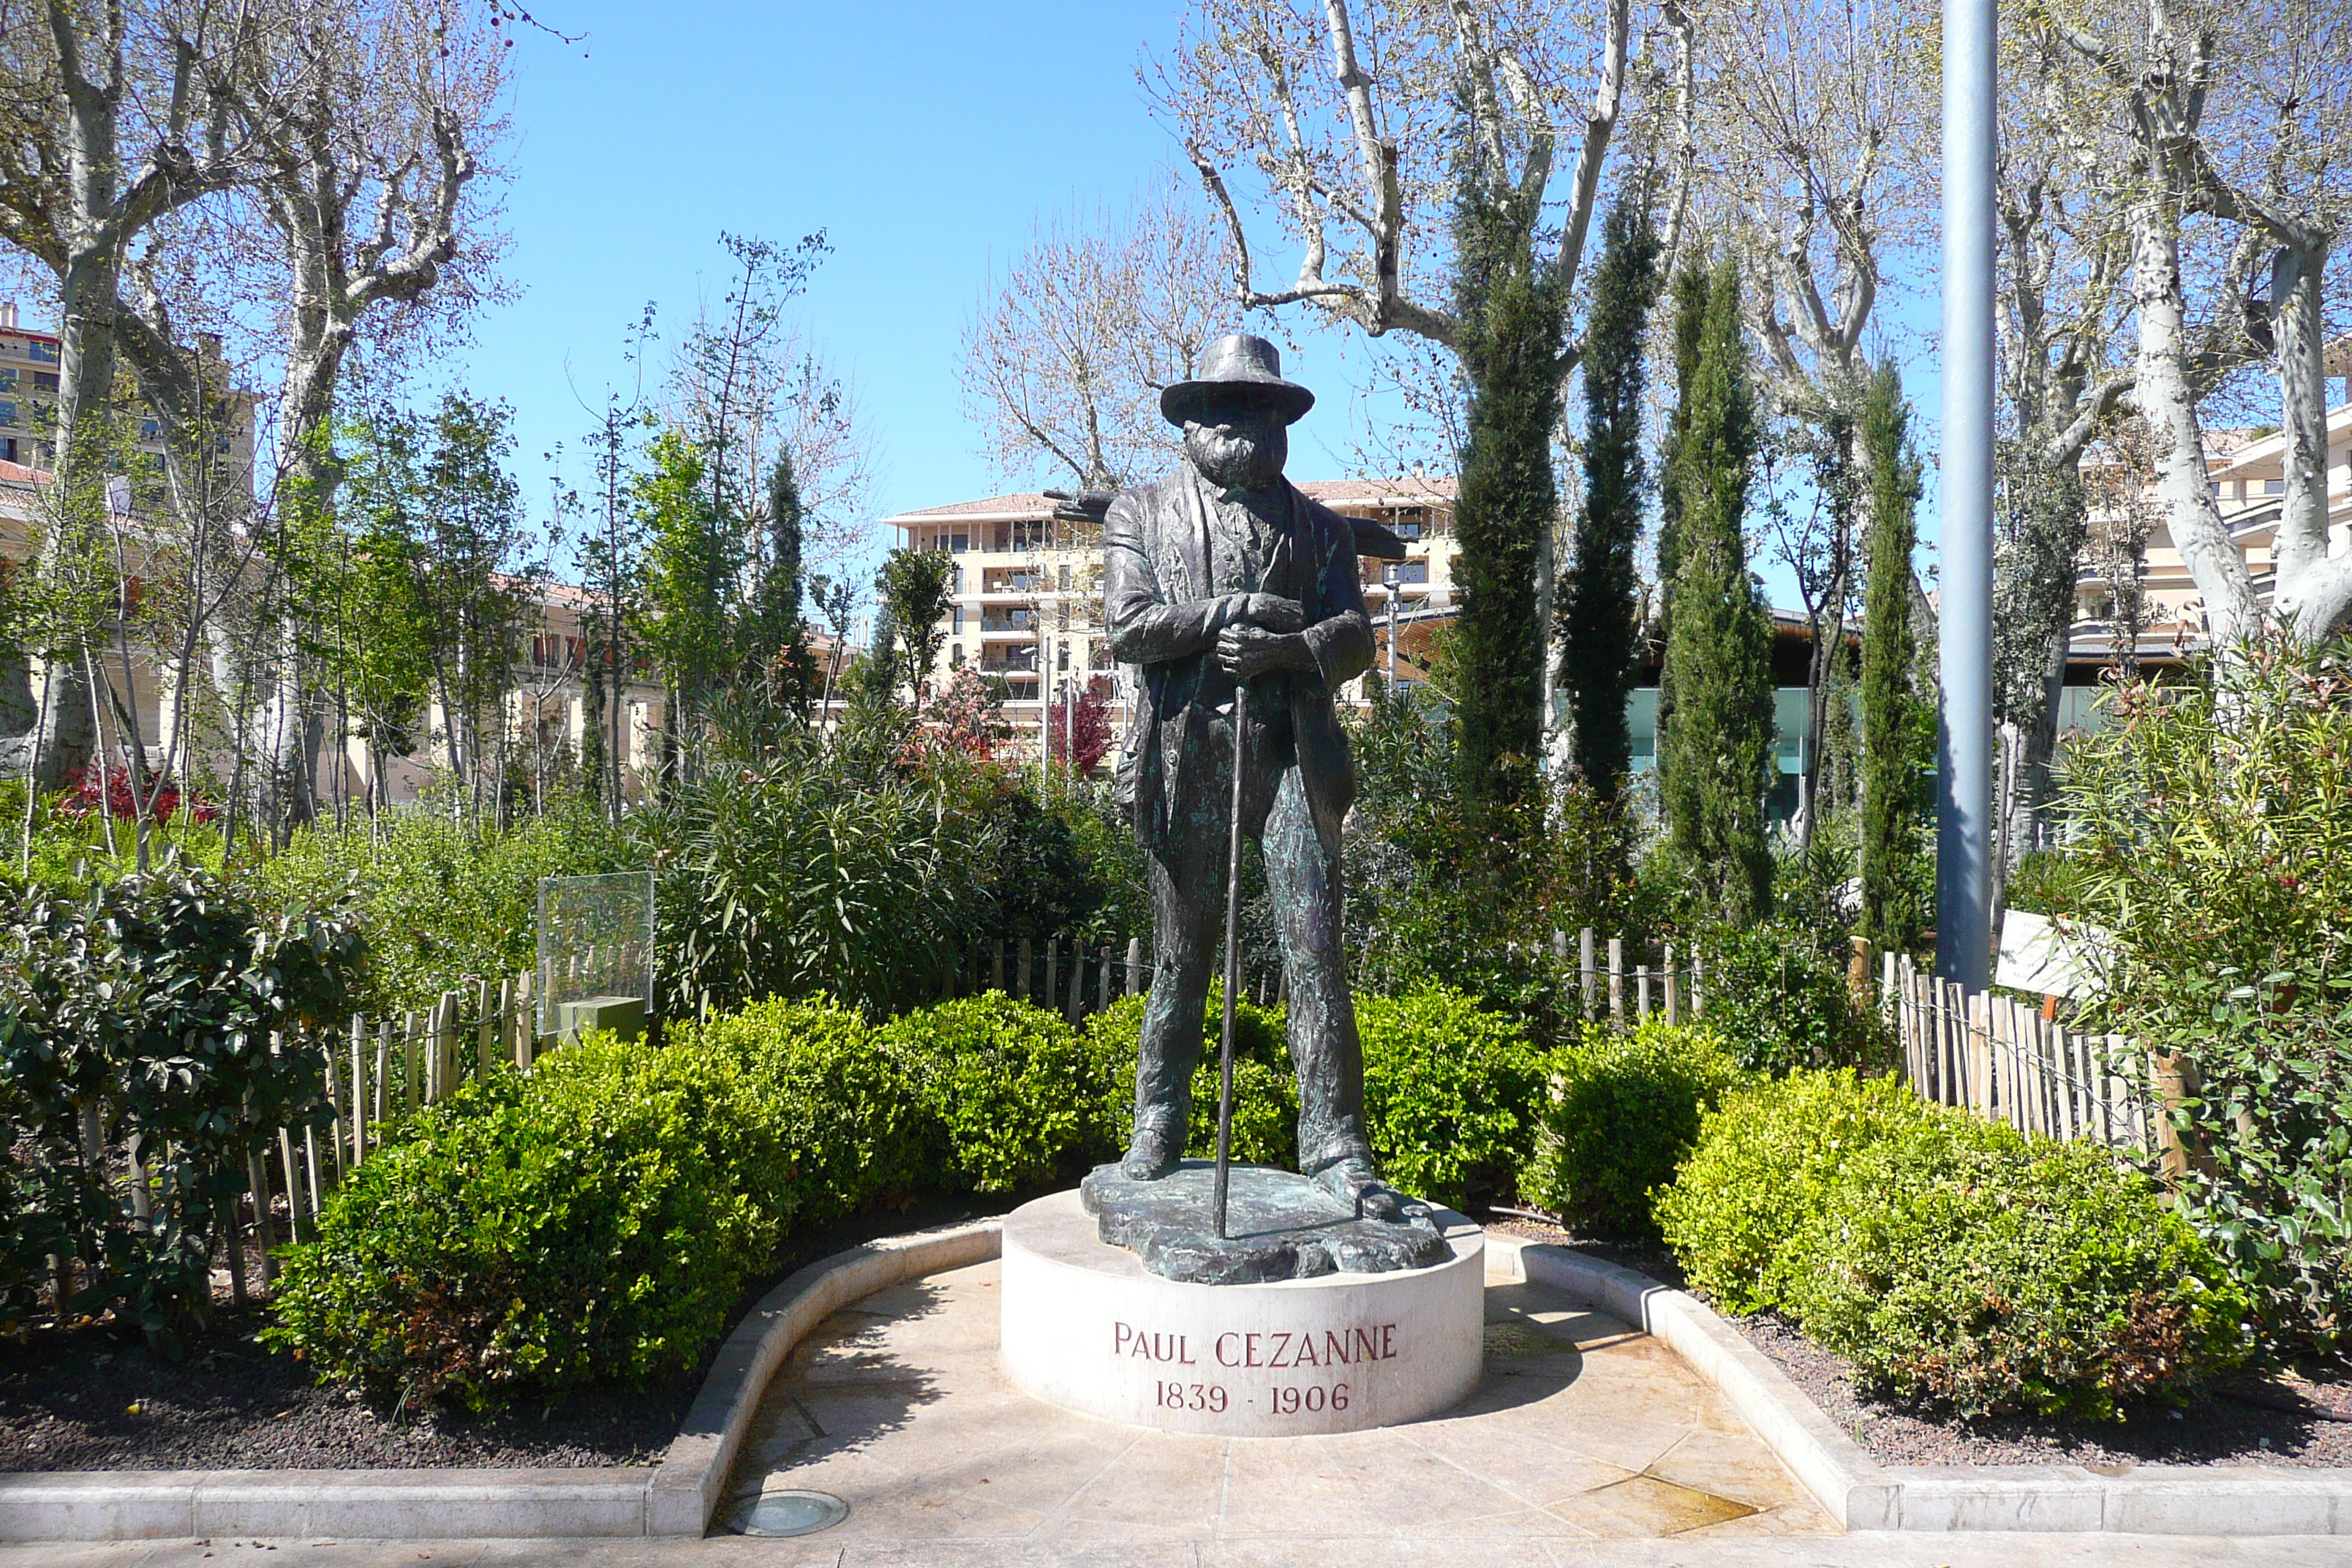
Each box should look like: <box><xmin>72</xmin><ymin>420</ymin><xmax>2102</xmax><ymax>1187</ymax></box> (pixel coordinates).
<box><xmin>1079</xmin><ymin>987</ymin><xmax>1297</xmax><ymax>1168</ymax></box>
<box><xmin>1523</xmin><ymin>1022</ymin><xmax>1751</xmax><ymax>1239</ymax></box>
<box><xmin>1657</xmin><ymin>1069</ymin><xmax>2250</xmax><ymax>1417</ymax></box>
<box><xmin>266</xmin><ymin>1033</ymin><xmax>788</xmax><ymax>1411</ymax></box>
<box><xmin>1784</xmin><ymin>1135</ymin><xmax>2251</xmax><ymax>1420</ymax></box>
<box><xmin>1354</xmin><ymin>987</ymin><xmax>1546</xmax><ymax>1211</ymax></box>
<box><xmin>876</xmin><ymin>992</ymin><xmax>1090</xmax><ymax>1193</ymax></box>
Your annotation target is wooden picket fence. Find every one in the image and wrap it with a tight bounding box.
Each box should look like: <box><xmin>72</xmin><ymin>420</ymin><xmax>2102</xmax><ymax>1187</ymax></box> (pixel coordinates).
<box><xmin>1884</xmin><ymin>950</ymin><xmax>2182</xmax><ymax>1168</ymax></box>
<box><xmin>954</xmin><ymin>933</ymin><xmax>1151</xmax><ymax>1020</ymax></box>
<box><xmin>1552</xmin><ymin>927</ymin><xmax>1706</xmax><ymax>1025</ymax></box>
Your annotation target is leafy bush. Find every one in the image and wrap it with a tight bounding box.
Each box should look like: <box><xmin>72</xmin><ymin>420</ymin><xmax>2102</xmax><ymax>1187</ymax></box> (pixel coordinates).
<box><xmin>265</xmin><ymin>1033</ymin><xmax>785</xmax><ymax>1411</ymax></box>
<box><xmin>1080</xmin><ymin>987</ymin><xmax>1297</xmax><ymax>1168</ymax></box>
<box><xmin>1787</xmin><ymin>1137</ymin><xmax>2250</xmax><ymax>1419</ymax></box>
<box><xmin>1694</xmin><ymin>920</ymin><xmax>1885</xmax><ymax>1074</ymax></box>
<box><xmin>681</xmin><ymin>995</ymin><xmax>929</xmax><ymax>1224</ymax></box>
<box><xmin>1655</xmin><ymin>1070</ymin><xmax>1942</xmax><ymax>1314</ymax></box>
<box><xmin>2056</xmin><ymin>645</ymin><xmax>2352</xmax><ymax>1353</ymax></box>
<box><xmin>1</xmin><ymin>867</ymin><xmax>362</xmax><ymax>1343</ymax></box>
<box><xmin>878</xmin><ymin>994</ymin><xmax>1088</xmax><ymax>1193</ymax></box>
<box><xmin>263</xmin><ymin>801</ymin><xmax>628</xmax><ymax>1015</ymax></box>
<box><xmin>1355</xmin><ymin>987</ymin><xmax>1545</xmax><ymax>1210</ymax></box>
<box><xmin>1525</xmin><ymin>1022</ymin><xmax>1751</xmax><ymax>1238</ymax></box>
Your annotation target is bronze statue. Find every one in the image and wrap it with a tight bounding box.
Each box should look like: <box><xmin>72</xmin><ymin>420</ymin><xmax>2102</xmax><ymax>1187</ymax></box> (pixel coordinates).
<box><xmin>1090</xmin><ymin>334</ymin><xmax>1422</xmax><ymax>1245</ymax></box>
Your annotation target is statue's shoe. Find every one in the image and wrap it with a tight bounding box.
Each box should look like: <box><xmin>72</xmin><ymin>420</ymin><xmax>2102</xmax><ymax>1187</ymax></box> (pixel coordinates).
<box><xmin>1311</xmin><ymin>1158</ymin><xmax>1431</xmax><ymax>1225</ymax></box>
<box><xmin>1120</xmin><ymin>1133</ymin><xmax>1182</xmax><ymax>1181</ymax></box>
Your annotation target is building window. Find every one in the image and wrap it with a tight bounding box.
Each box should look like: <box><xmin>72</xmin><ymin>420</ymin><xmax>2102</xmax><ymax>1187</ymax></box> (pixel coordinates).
<box><xmin>2264</xmin><ymin>478</ymin><xmax>2285</xmax><ymax>494</ymax></box>
<box><xmin>140</xmin><ymin>419</ymin><xmax>160</xmax><ymax>439</ymax></box>
<box><xmin>26</xmin><ymin>340</ymin><xmax>56</xmax><ymax>363</ymax></box>
<box><xmin>951</xmin><ymin>532</ymin><xmax>970</xmax><ymax>552</ymax></box>
<box><xmin>0</xmin><ymin>402</ymin><xmax>16</xmax><ymax>428</ymax></box>
<box><xmin>0</xmin><ymin>370</ymin><xmax>16</xmax><ymax>391</ymax></box>
<box><xmin>953</xmin><ymin>605</ymin><xmax>965</xmax><ymax>633</ymax></box>
<box><xmin>1058</xmin><ymin>642</ymin><xmax>1070</xmax><ymax>671</ymax></box>
<box><xmin>951</xmin><ymin>643</ymin><xmax>964</xmax><ymax>668</ymax></box>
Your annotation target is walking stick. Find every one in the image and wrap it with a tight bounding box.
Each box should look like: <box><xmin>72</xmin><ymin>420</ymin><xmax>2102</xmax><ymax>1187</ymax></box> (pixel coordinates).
<box><xmin>1213</xmin><ymin>544</ymin><xmax>1289</xmax><ymax>1241</ymax></box>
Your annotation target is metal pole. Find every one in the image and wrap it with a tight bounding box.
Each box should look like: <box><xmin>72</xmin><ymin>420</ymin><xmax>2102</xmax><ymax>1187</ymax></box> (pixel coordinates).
<box><xmin>1937</xmin><ymin>0</ymin><xmax>1997</xmax><ymax>990</ymax></box>
<box><xmin>1213</xmin><ymin>684</ymin><xmax>1248</xmax><ymax>1242</ymax></box>
<box><xmin>1384</xmin><ymin>565</ymin><xmax>1401</xmax><ymax>682</ymax></box>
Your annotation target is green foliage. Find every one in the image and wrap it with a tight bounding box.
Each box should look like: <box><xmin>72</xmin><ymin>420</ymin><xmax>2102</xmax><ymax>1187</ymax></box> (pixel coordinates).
<box><xmin>2001</xmin><ymin>849</ymin><xmax>2090</xmax><ymax>917</ymax></box>
<box><xmin>262</xmin><ymin>802</ymin><xmax>630</xmax><ymax>1016</ymax></box>
<box><xmin>874</xmin><ymin>546</ymin><xmax>959</xmax><ymax>703</ymax></box>
<box><xmin>1081</xmin><ymin>987</ymin><xmax>1297</xmax><ymax>1167</ymax></box>
<box><xmin>1785</xmin><ymin>1135</ymin><xmax>2250</xmax><ymax>1420</ymax></box>
<box><xmin>265</xmin><ymin>1034</ymin><xmax>785</xmax><ymax>1411</ymax></box>
<box><xmin>1658</xmin><ymin>257</ymin><xmax>1773</xmax><ymax>921</ymax></box>
<box><xmin>1526</xmin><ymin>1022</ymin><xmax>1751</xmax><ymax>1239</ymax></box>
<box><xmin>1858</xmin><ymin>361</ymin><xmax>1930</xmax><ymax>951</ymax></box>
<box><xmin>2056</xmin><ymin>644</ymin><xmax>2352</xmax><ymax>1352</ymax></box>
<box><xmin>878</xmin><ymin>993</ymin><xmax>1088</xmax><ymax>1194</ymax></box>
<box><xmin>1561</xmin><ymin>186</ymin><xmax>1662</xmax><ymax>799</ymax></box>
<box><xmin>1655</xmin><ymin>1070</ymin><xmax>1940</xmax><ymax>1315</ymax></box>
<box><xmin>1354</xmin><ymin>987</ymin><xmax>1545</xmax><ymax>1210</ymax></box>
<box><xmin>1695</xmin><ymin>920</ymin><xmax>1888</xmax><ymax>1074</ymax></box>
<box><xmin>640</xmin><ymin>745</ymin><xmax>995</xmax><ymax>1019</ymax></box>
<box><xmin>681</xmin><ymin>995</ymin><xmax>929</xmax><ymax>1224</ymax></box>
<box><xmin>1</xmin><ymin>867</ymin><xmax>363</xmax><ymax>1341</ymax></box>
<box><xmin>1450</xmin><ymin>126</ymin><xmax>1564</xmax><ymax>831</ymax></box>
<box><xmin>636</xmin><ymin>425</ymin><xmax>728</xmax><ymax>738</ymax></box>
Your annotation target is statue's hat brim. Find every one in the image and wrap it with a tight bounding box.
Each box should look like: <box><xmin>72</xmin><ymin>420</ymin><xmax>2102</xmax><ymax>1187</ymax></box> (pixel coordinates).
<box><xmin>1161</xmin><ymin>333</ymin><xmax>1315</xmax><ymax>427</ymax></box>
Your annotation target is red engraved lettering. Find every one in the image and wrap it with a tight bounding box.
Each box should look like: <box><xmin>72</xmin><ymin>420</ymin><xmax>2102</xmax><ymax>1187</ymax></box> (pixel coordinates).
<box><xmin>1382</xmin><ymin>1324</ymin><xmax>1397</xmax><ymax>1359</ymax></box>
<box><xmin>1216</xmin><ymin>1333</ymin><xmax>1240</xmax><ymax>1367</ymax></box>
<box><xmin>1352</xmin><ymin>1327</ymin><xmax>1379</xmax><ymax>1362</ymax></box>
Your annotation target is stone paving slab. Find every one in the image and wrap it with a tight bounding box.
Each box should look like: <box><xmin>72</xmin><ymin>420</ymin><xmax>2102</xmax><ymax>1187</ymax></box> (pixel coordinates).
<box><xmin>714</xmin><ymin>1254</ymin><xmax>1833</xmax><ymax>1552</ymax></box>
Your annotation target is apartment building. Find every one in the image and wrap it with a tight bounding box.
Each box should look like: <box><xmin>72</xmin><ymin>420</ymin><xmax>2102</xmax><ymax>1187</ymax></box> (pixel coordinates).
<box><xmin>880</xmin><ymin>475</ymin><xmax>1461</xmax><ymax>753</ymax></box>
<box><xmin>0</xmin><ymin>303</ymin><xmax>258</xmax><ymax>475</ymax></box>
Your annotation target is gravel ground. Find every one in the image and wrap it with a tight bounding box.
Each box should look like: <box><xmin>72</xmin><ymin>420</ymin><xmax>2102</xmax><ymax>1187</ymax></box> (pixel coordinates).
<box><xmin>1488</xmin><ymin>1215</ymin><xmax>2352</xmax><ymax>1469</ymax></box>
<box><xmin>0</xmin><ymin>1194</ymin><xmax>1002</xmax><ymax>1472</ymax></box>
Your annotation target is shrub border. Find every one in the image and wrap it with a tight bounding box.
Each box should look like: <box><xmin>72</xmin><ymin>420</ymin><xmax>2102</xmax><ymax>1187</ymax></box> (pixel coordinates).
<box><xmin>0</xmin><ymin>1218</ymin><xmax>1003</xmax><ymax>1542</ymax></box>
<box><xmin>1496</xmin><ymin>1235</ymin><xmax>2352</xmax><ymax>1535</ymax></box>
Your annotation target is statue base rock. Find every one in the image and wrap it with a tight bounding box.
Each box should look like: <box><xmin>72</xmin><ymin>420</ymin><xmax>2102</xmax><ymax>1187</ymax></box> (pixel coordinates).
<box><xmin>1079</xmin><ymin>1160</ymin><xmax>1454</xmax><ymax>1284</ymax></box>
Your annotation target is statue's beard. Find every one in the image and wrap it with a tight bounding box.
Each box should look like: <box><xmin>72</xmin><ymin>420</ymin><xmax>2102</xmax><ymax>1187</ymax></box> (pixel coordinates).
<box><xmin>1186</xmin><ymin>422</ymin><xmax>1286</xmax><ymax>492</ymax></box>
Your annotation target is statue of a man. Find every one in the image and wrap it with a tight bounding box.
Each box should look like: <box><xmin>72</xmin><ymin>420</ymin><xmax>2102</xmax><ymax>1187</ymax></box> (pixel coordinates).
<box><xmin>1102</xmin><ymin>333</ymin><xmax>1411</xmax><ymax>1221</ymax></box>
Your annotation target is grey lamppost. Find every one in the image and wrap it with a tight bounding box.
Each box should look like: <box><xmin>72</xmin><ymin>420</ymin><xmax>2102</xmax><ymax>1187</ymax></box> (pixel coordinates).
<box><xmin>1937</xmin><ymin>0</ymin><xmax>1997</xmax><ymax>987</ymax></box>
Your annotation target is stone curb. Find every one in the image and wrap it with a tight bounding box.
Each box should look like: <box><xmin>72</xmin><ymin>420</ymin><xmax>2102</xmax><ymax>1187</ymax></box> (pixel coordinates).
<box><xmin>1496</xmin><ymin>1237</ymin><xmax>2352</xmax><ymax>1535</ymax></box>
<box><xmin>0</xmin><ymin>1217</ymin><xmax>1004</xmax><ymax>1542</ymax></box>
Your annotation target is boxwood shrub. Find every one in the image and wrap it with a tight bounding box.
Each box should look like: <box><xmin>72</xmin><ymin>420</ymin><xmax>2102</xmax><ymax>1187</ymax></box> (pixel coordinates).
<box><xmin>1079</xmin><ymin>987</ymin><xmax>1297</xmax><ymax>1168</ymax></box>
<box><xmin>265</xmin><ymin>1034</ymin><xmax>787</xmax><ymax>1411</ymax></box>
<box><xmin>876</xmin><ymin>992</ymin><xmax>1090</xmax><ymax>1193</ymax></box>
<box><xmin>1523</xmin><ymin>1022</ymin><xmax>1751</xmax><ymax>1239</ymax></box>
<box><xmin>1355</xmin><ymin>987</ymin><xmax>1545</xmax><ymax>1211</ymax></box>
<box><xmin>1786</xmin><ymin>1136</ymin><xmax>2250</xmax><ymax>1419</ymax></box>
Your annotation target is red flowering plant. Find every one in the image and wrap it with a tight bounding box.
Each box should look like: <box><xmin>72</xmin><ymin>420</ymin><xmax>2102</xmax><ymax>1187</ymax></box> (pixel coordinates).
<box><xmin>52</xmin><ymin>763</ymin><xmax>219</xmax><ymax>826</ymax></box>
<box><xmin>899</xmin><ymin>668</ymin><xmax>1010</xmax><ymax>769</ymax></box>
<box><xmin>1047</xmin><ymin>677</ymin><xmax>1114</xmax><ymax>776</ymax></box>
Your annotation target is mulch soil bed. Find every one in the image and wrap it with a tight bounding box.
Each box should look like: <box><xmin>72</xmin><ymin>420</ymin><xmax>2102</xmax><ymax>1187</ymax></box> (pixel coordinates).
<box><xmin>0</xmin><ymin>1193</ymin><xmax>1008</xmax><ymax>1473</ymax></box>
<box><xmin>1488</xmin><ymin>1216</ymin><xmax>2352</xmax><ymax>1471</ymax></box>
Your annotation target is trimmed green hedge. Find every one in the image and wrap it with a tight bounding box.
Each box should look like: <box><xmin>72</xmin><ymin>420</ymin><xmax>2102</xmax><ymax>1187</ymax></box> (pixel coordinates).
<box><xmin>1081</xmin><ymin>987</ymin><xmax>1297</xmax><ymax>1167</ymax></box>
<box><xmin>1356</xmin><ymin>988</ymin><xmax>1545</xmax><ymax>1210</ymax></box>
<box><xmin>877</xmin><ymin>992</ymin><xmax>1090</xmax><ymax>1194</ymax></box>
<box><xmin>1523</xmin><ymin>1022</ymin><xmax>1751</xmax><ymax>1239</ymax></box>
<box><xmin>1656</xmin><ymin>1070</ymin><xmax>2250</xmax><ymax>1417</ymax></box>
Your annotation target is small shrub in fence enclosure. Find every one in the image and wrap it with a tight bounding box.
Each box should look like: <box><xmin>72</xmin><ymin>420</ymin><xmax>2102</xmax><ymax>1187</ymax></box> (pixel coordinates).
<box><xmin>682</xmin><ymin>995</ymin><xmax>930</xmax><ymax>1224</ymax></box>
<box><xmin>878</xmin><ymin>994</ymin><xmax>1089</xmax><ymax>1193</ymax></box>
<box><xmin>1080</xmin><ymin>988</ymin><xmax>1297</xmax><ymax>1169</ymax></box>
<box><xmin>1654</xmin><ymin>1070</ymin><xmax>1942</xmax><ymax>1315</ymax></box>
<box><xmin>1692</xmin><ymin>921</ymin><xmax>1885</xmax><ymax>1075</ymax></box>
<box><xmin>1</xmin><ymin>868</ymin><xmax>362</xmax><ymax>1345</ymax></box>
<box><xmin>1524</xmin><ymin>1022</ymin><xmax>1752</xmax><ymax>1239</ymax></box>
<box><xmin>1355</xmin><ymin>988</ymin><xmax>1545</xmax><ymax>1211</ymax></box>
<box><xmin>265</xmin><ymin>1033</ymin><xmax>785</xmax><ymax>1411</ymax></box>
<box><xmin>1786</xmin><ymin>1138</ymin><xmax>2250</xmax><ymax>1420</ymax></box>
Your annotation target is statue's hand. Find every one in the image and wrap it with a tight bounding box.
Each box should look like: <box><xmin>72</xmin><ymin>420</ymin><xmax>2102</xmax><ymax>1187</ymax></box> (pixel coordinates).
<box><xmin>1218</xmin><ymin>624</ymin><xmax>1310</xmax><ymax>678</ymax></box>
<box><xmin>1241</xmin><ymin>593</ymin><xmax>1307</xmax><ymax>633</ymax></box>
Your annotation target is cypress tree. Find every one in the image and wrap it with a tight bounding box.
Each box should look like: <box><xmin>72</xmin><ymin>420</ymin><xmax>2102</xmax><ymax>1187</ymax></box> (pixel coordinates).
<box><xmin>1657</xmin><ymin>257</ymin><xmax>1774</xmax><ymax>922</ymax></box>
<box><xmin>1559</xmin><ymin>187</ymin><xmax>1661</xmax><ymax>799</ymax></box>
<box><xmin>1858</xmin><ymin>361</ymin><xmax>1929</xmax><ymax>951</ymax></box>
<box><xmin>1654</xmin><ymin>264</ymin><xmax>1711</xmax><ymax>612</ymax></box>
<box><xmin>1450</xmin><ymin>140</ymin><xmax>1564</xmax><ymax>829</ymax></box>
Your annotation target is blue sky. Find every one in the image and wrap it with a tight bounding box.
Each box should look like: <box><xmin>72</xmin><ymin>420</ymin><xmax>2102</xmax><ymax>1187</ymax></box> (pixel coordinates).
<box><xmin>456</xmin><ymin>0</ymin><xmax>1946</xmax><ymax>606</ymax></box>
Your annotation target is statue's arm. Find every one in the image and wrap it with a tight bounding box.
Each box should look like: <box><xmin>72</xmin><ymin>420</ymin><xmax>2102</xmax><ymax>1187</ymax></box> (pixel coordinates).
<box><xmin>1104</xmin><ymin>492</ymin><xmax>1245</xmax><ymax>665</ymax></box>
<box><xmin>1299</xmin><ymin>507</ymin><xmax>1374</xmax><ymax>687</ymax></box>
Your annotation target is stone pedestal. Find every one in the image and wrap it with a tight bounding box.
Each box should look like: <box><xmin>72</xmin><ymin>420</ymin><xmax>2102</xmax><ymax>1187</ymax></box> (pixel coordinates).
<box><xmin>1000</xmin><ymin>1186</ymin><xmax>1484</xmax><ymax>1436</ymax></box>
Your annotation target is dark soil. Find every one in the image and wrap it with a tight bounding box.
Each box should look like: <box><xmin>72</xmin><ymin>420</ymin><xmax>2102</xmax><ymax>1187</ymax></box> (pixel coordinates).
<box><xmin>1485</xmin><ymin>1214</ymin><xmax>2352</xmax><ymax>1470</ymax></box>
<box><xmin>0</xmin><ymin>1192</ymin><xmax>1009</xmax><ymax>1473</ymax></box>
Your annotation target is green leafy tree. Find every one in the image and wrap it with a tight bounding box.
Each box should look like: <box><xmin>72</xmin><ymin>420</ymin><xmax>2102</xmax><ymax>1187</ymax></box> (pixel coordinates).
<box><xmin>1559</xmin><ymin>188</ymin><xmax>1660</xmax><ymax>799</ymax></box>
<box><xmin>1658</xmin><ymin>258</ymin><xmax>1774</xmax><ymax>921</ymax></box>
<box><xmin>1449</xmin><ymin>132</ymin><xmax>1564</xmax><ymax>837</ymax></box>
<box><xmin>1652</xmin><ymin>263</ymin><xmax>1711</xmax><ymax>688</ymax></box>
<box><xmin>873</xmin><ymin>546</ymin><xmax>957</xmax><ymax>704</ymax></box>
<box><xmin>635</xmin><ymin>426</ymin><xmax>727</xmax><ymax>776</ymax></box>
<box><xmin>1858</xmin><ymin>362</ymin><xmax>1928</xmax><ymax>951</ymax></box>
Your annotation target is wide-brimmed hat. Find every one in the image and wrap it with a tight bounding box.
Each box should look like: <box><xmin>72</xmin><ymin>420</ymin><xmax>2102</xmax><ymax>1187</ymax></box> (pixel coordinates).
<box><xmin>1160</xmin><ymin>333</ymin><xmax>1315</xmax><ymax>427</ymax></box>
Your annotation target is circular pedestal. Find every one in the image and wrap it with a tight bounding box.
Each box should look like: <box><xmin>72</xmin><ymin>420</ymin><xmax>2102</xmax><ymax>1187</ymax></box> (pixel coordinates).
<box><xmin>1000</xmin><ymin>1188</ymin><xmax>1484</xmax><ymax>1436</ymax></box>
